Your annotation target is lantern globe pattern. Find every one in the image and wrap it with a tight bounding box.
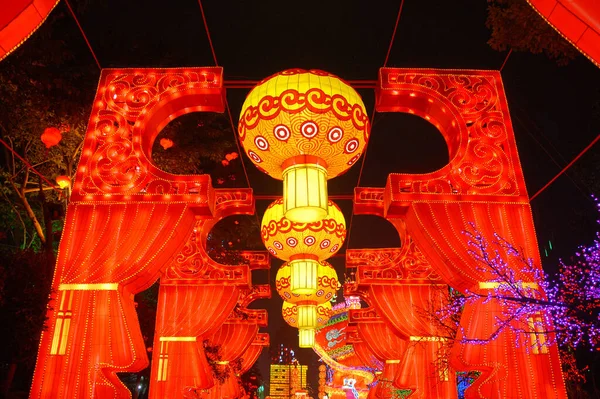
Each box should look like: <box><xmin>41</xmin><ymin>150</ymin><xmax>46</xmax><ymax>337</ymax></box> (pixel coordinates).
<box><xmin>282</xmin><ymin>301</ymin><xmax>332</xmax><ymax>329</ymax></box>
<box><xmin>41</xmin><ymin>127</ymin><xmax>62</xmax><ymax>148</ymax></box>
<box><xmin>239</xmin><ymin>69</ymin><xmax>370</xmax><ymax>223</ymax></box>
<box><xmin>275</xmin><ymin>261</ymin><xmax>339</xmax><ymax>305</ymax></box>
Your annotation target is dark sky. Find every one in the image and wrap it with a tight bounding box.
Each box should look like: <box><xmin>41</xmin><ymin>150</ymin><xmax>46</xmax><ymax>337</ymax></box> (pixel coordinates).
<box><xmin>7</xmin><ymin>0</ymin><xmax>600</xmax><ymax>393</ymax></box>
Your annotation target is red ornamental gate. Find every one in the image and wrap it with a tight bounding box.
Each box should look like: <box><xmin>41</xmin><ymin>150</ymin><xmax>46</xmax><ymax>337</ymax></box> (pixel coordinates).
<box><xmin>30</xmin><ymin>67</ymin><xmax>567</xmax><ymax>398</ymax></box>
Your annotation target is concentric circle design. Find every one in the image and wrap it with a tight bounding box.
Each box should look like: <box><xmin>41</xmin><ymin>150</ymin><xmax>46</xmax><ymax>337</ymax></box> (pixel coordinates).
<box><xmin>344</xmin><ymin>138</ymin><xmax>359</xmax><ymax>154</ymax></box>
<box><xmin>255</xmin><ymin>136</ymin><xmax>270</xmax><ymax>151</ymax></box>
<box><xmin>248</xmin><ymin>150</ymin><xmax>262</xmax><ymax>163</ymax></box>
<box><xmin>274</xmin><ymin>125</ymin><xmax>291</xmax><ymax>141</ymax></box>
<box><xmin>261</xmin><ymin>198</ymin><xmax>346</xmax><ymax>261</ymax></box>
<box><xmin>301</xmin><ymin>121</ymin><xmax>319</xmax><ymax>139</ymax></box>
<box><xmin>275</xmin><ymin>261</ymin><xmax>339</xmax><ymax>305</ymax></box>
<box><xmin>268</xmin><ymin>247</ymin><xmax>277</xmax><ymax>255</ymax></box>
<box><xmin>330</xmin><ymin>244</ymin><xmax>339</xmax><ymax>253</ymax></box>
<box><xmin>238</xmin><ymin>69</ymin><xmax>370</xmax><ymax>180</ymax></box>
<box><xmin>327</xmin><ymin>127</ymin><xmax>343</xmax><ymax>143</ymax></box>
<box><xmin>347</xmin><ymin>154</ymin><xmax>360</xmax><ymax>166</ymax></box>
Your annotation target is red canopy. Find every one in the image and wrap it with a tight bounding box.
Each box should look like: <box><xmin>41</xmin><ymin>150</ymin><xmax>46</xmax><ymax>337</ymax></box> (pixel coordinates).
<box><xmin>0</xmin><ymin>0</ymin><xmax>59</xmax><ymax>61</ymax></box>
<box><xmin>528</xmin><ymin>0</ymin><xmax>600</xmax><ymax>66</ymax></box>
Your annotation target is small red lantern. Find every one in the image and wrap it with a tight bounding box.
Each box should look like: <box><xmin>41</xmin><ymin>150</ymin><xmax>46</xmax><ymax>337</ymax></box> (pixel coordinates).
<box><xmin>56</xmin><ymin>175</ymin><xmax>70</xmax><ymax>189</ymax></box>
<box><xmin>159</xmin><ymin>138</ymin><xmax>174</xmax><ymax>150</ymax></box>
<box><xmin>41</xmin><ymin>127</ymin><xmax>62</xmax><ymax>149</ymax></box>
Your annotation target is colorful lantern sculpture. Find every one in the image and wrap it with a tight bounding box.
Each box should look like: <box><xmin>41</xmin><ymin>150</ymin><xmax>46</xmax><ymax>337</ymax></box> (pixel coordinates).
<box><xmin>262</xmin><ymin>198</ymin><xmax>345</xmax><ymax>295</ymax></box>
<box><xmin>282</xmin><ymin>301</ymin><xmax>332</xmax><ymax>329</ymax></box>
<box><xmin>239</xmin><ymin>69</ymin><xmax>370</xmax><ymax>223</ymax></box>
<box><xmin>40</xmin><ymin>127</ymin><xmax>61</xmax><ymax>148</ymax></box>
<box><xmin>276</xmin><ymin>260</ymin><xmax>338</xmax><ymax>348</ymax></box>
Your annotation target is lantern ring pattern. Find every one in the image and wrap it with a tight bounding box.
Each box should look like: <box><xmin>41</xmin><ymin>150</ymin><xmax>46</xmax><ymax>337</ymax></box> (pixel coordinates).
<box><xmin>261</xmin><ymin>199</ymin><xmax>346</xmax><ymax>261</ymax></box>
<box><xmin>282</xmin><ymin>301</ymin><xmax>332</xmax><ymax>328</ymax></box>
<box><xmin>275</xmin><ymin>261</ymin><xmax>338</xmax><ymax>305</ymax></box>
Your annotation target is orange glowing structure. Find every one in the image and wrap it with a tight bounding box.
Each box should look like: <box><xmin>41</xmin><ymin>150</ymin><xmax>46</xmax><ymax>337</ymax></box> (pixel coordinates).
<box><xmin>0</xmin><ymin>0</ymin><xmax>59</xmax><ymax>61</ymax></box>
<box><xmin>346</xmin><ymin>245</ymin><xmax>458</xmax><ymax>398</ymax></box>
<box><xmin>528</xmin><ymin>0</ymin><xmax>600</xmax><ymax>66</ymax></box>
<box><xmin>29</xmin><ymin>67</ymin><xmax>269</xmax><ymax>399</ymax></box>
<box><xmin>238</xmin><ymin>69</ymin><xmax>370</xmax><ymax>223</ymax></box>
<box><xmin>55</xmin><ymin>175</ymin><xmax>70</xmax><ymax>189</ymax></box>
<box><xmin>346</xmin><ymin>68</ymin><xmax>567</xmax><ymax>398</ymax></box>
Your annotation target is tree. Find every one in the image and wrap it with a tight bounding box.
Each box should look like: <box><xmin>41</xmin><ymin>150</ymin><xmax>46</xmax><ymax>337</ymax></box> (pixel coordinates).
<box><xmin>425</xmin><ymin>199</ymin><xmax>600</xmax><ymax>396</ymax></box>
<box><xmin>486</xmin><ymin>0</ymin><xmax>579</xmax><ymax>65</ymax></box>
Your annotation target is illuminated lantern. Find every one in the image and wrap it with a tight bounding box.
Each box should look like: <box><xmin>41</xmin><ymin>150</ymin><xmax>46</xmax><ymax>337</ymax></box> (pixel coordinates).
<box><xmin>159</xmin><ymin>138</ymin><xmax>174</xmax><ymax>150</ymax></box>
<box><xmin>262</xmin><ymin>198</ymin><xmax>345</xmax><ymax>295</ymax></box>
<box><xmin>282</xmin><ymin>301</ymin><xmax>332</xmax><ymax>329</ymax></box>
<box><xmin>239</xmin><ymin>69</ymin><xmax>370</xmax><ymax>223</ymax></box>
<box><xmin>56</xmin><ymin>175</ymin><xmax>70</xmax><ymax>189</ymax></box>
<box><xmin>275</xmin><ymin>261</ymin><xmax>338</xmax><ymax>305</ymax></box>
<box><xmin>40</xmin><ymin>127</ymin><xmax>62</xmax><ymax>148</ymax></box>
<box><xmin>299</xmin><ymin>329</ymin><xmax>315</xmax><ymax>349</ymax></box>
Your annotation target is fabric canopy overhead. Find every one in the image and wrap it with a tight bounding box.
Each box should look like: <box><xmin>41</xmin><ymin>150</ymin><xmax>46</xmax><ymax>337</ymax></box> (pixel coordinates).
<box><xmin>527</xmin><ymin>0</ymin><xmax>600</xmax><ymax>67</ymax></box>
<box><xmin>0</xmin><ymin>0</ymin><xmax>59</xmax><ymax>61</ymax></box>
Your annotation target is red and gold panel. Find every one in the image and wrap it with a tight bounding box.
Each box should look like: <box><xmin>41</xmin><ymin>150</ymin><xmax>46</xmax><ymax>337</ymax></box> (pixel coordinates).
<box><xmin>238</xmin><ymin>69</ymin><xmax>370</xmax><ymax>178</ymax></box>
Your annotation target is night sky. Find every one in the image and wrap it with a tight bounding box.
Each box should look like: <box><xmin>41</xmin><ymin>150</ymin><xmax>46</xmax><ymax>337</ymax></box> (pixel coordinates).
<box><xmin>6</xmin><ymin>0</ymin><xmax>600</xmax><ymax>394</ymax></box>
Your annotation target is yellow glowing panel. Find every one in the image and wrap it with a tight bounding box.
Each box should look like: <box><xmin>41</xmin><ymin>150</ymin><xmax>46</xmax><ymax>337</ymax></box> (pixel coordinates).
<box><xmin>283</xmin><ymin>163</ymin><xmax>328</xmax><ymax>223</ymax></box>
<box><xmin>58</xmin><ymin>283</ymin><xmax>119</xmax><ymax>291</ymax></box>
<box><xmin>290</xmin><ymin>259</ymin><xmax>318</xmax><ymax>295</ymax></box>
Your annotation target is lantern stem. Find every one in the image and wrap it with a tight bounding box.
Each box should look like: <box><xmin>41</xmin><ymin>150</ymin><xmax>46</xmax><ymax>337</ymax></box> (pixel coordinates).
<box><xmin>282</xmin><ymin>162</ymin><xmax>328</xmax><ymax>223</ymax></box>
<box><xmin>290</xmin><ymin>258</ymin><xmax>319</xmax><ymax>295</ymax></box>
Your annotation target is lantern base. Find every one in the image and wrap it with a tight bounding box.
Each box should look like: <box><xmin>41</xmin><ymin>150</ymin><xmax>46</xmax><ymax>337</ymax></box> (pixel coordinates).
<box><xmin>299</xmin><ymin>329</ymin><xmax>315</xmax><ymax>348</ymax></box>
<box><xmin>283</xmin><ymin>162</ymin><xmax>328</xmax><ymax>223</ymax></box>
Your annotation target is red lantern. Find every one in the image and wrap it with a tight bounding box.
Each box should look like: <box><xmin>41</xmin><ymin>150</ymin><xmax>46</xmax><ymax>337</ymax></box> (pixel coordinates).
<box><xmin>56</xmin><ymin>175</ymin><xmax>70</xmax><ymax>189</ymax></box>
<box><xmin>41</xmin><ymin>127</ymin><xmax>62</xmax><ymax>148</ymax></box>
<box><xmin>159</xmin><ymin>138</ymin><xmax>174</xmax><ymax>150</ymax></box>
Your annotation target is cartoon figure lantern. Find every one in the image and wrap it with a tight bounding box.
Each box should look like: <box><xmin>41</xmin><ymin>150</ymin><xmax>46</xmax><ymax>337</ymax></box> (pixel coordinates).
<box><xmin>239</xmin><ymin>69</ymin><xmax>370</xmax><ymax>223</ymax></box>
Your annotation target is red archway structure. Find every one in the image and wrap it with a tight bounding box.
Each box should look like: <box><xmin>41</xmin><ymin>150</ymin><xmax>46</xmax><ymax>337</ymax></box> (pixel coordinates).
<box><xmin>29</xmin><ymin>67</ymin><xmax>266</xmax><ymax>398</ymax></box>
<box><xmin>350</xmin><ymin>68</ymin><xmax>567</xmax><ymax>398</ymax></box>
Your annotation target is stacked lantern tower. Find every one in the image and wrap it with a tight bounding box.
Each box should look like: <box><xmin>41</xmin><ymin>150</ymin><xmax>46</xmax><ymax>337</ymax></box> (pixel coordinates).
<box><xmin>239</xmin><ymin>69</ymin><xmax>370</xmax><ymax>348</ymax></box>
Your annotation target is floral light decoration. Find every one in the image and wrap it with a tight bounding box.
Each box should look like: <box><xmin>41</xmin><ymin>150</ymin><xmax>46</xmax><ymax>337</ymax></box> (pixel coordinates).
<box><xmin>262</xmin><ymin>198</ymin><xmax>345</xmax><ymax>296</ymax></box>
<box><xmin>276</xmin><ymin>261</ymin><xmax>339</xmax><ymax>348</ymax></box>
<box><xmin>238</xmin><ymin>69</ymin><xmax>370</xmax><ymax>223</ymax></box>
<box><xmin>40</xmin><ymin>127</ymin><xmax>62</xmax><ymax>148</ymax></box>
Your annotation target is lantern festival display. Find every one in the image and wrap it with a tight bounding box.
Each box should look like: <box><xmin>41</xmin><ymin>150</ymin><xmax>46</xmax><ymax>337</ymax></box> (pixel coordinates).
<box><xmin>40</xmin><ymin>127</ymin><xmax>62</xmax><ymax>148</ymax></box>
<box><xmin>276</xmin><ymin>261</ymin><xmax>339</xmax><ymax>347</ymax></box>
<box><xmin>239</xmin><ymin>69</ymin><xmax>370</xmax><ymax>223</ymax></box>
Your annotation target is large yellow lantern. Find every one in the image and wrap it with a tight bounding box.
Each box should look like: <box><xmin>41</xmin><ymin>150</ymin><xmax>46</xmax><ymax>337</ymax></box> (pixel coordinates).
<box><xmin>262</xmin><ymin>198</ymin><xmax>345</xmax><ymax>295</ymax></box>
<box><xmin>239</xmin><ymin>69</ymin><xmax>370</xmax><ymax>223</ymax></box>
<box><xmin>299</xmin><ymin>329</ymin><xmax>315</xmax><ymax>348</ymax></box>
<box><xmin>275</xmin><ymin>261</ymin><xmax>339</xmax><ymax>305</ymax></box>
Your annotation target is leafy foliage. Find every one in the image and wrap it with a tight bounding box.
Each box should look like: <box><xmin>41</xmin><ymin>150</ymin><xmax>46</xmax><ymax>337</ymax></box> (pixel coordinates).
<box><xmin>486</xmin><ymin>0</ymin><xmax>579</xmax><ymax>65</ymax></box>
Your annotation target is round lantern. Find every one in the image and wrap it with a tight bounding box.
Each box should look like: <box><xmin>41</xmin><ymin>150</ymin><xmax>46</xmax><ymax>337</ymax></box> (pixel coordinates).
<box><xmin>262</xmin><ymin>198</ymin><xmax>345</xmax><ymax>294</ymax></box>
<box><xmin>282</xmin><ymin>301</ymin><xmax>332</xmax><ymax>329</ymax></box>
<box><xmin>55</xmin><ymin>175</ymin><xmax>70</xmax><ymax>189</ymax></box>
<box><xmin>299</xmin><ymin>329</ymin><xmax>315</xmax><ymax>348</ymax></box>
<box><xmin>239</xmin><ymin>69</ymin><xmax>370</xmax><ymax>223</ymax></box>
<box><xmin>41</xmin><ymin>127</ymin><xmax>62</xmax><ymax>149</ymax></box>
<box><xmin>275</xmin><ymin>261</ymin><xmax>339</xmax><ymax>305</ymax></box>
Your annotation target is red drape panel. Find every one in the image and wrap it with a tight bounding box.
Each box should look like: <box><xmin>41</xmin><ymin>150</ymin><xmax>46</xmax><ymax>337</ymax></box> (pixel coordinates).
<box><xmin>371</xmin><ymin>285</ymin><xmax>457</xmax><ymax>399</ymax></box>
<box><xmin>149</xmin><ymin>285</ymin><xmax>240</xmax><ymax>397</ymax></box>
<box><xmin>405</xmin><ymin>201</ymin><xmax>567</xmax><ymax>399</ymax></box>
<box><xmin>30</xmin><ymin>203</ymin><xmax>195</xmax><ymax>399</ymax></box>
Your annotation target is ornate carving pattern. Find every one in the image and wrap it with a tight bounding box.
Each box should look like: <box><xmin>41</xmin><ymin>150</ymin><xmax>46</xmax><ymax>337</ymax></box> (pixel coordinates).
<box><xmin>238</xmin><ymin>284</ymin><xmax>271</xmax><ymax>308</ymax></box>
<box><xmin>347</xmin><ymin>236</ymin><xmax>441</xmax><ymax>284</ymax></box>
<box><xmin>72</xmin><ymin>68</ymin><xmax>223</xmax><ymax>201</ymax></box>
<box><xmin>163</xmin><ymin>219</ymin><xmax>249</xmax><ymax>283</ymax></box>
<box><xmin>379</xmin><ymin>69</ymin><xmax>522</xmax><ymax>196</ymax></box>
